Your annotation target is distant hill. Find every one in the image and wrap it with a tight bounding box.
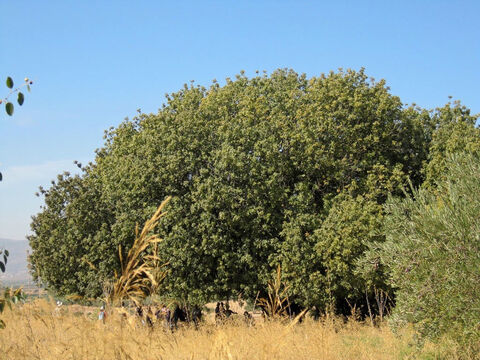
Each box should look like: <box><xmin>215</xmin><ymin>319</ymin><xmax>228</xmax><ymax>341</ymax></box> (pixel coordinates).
<box><xmin>0</xmin><ymin>239</ymin><xmax>34</xmax><ymax>286</ymax></box>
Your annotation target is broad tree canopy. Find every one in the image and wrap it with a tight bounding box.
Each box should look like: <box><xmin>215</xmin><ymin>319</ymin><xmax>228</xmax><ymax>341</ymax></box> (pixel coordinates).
<box><xmin>29</xmin><ymin>69</ymin><xmax>473</xmax><ymax>309</ymax></box>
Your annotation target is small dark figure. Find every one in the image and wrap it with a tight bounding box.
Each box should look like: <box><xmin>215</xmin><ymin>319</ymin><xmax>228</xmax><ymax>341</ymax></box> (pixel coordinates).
<box><xmin>311</xmin><ymin>306</ymin><xmax>321</xmax><ymax>321</ymax></box>
<box><xmin>191</xmin><ymin>305</ymin><xmax>203</xmax><ymax>329</ymax></box>
<box><xmin>136</xmin><ymin>306</ymin><xmax>144</xmax><ymax>318</ymax></box>
<box><xmin>98</xmin><ymin>305</ymin><xmax>107</xmax><ymax>324</ymax></box>
<box><xmin>145</xmin><ymin>306</ymin><xmax>154</xmax><ymax>327</ymax></box>
<box><xmin>244</xmin><ymin>311</ymin><xmax>254</xmax><ymax>326</ymax></box>
<box><xmin>215</xmin><ymin>302</ymin><xmax>224</xmax><ymax>315</ymax></box>
<box><xmin>215</xmin><ymin>302</ymin><xmax>226</xmax><ymax>324</ymax></box>
<box><xmin>225</xmin><ymin>309</ymin><xmax>237</xmax><ymax>317</ymax></box>
<box><xmin>172</xmin><ymin>305</ymin><xmax>187</xmax><ymax>329</ymax></box>
<box><xmin>155</xmin><ymin>307</ymin><xmax>162</xmax><ymax>320</ymax></box>
<box><xmin>158</xmin><ymin>304</ymin><xmax>172</xmax><ymax>330</ymax></box>
<box><xmin>286</xmin><ymin>302</ymin><xmax>303</xmax><ymax>321</ymax></box>
<box><xmin>257</xmin><ymin>303</ymin><xmax>269</xmax><ymax>319</ymax></box>
<box><xmin>165</xmin><ymin>307</ymin><xmax>172</xmax><ymax>328</ymax></box>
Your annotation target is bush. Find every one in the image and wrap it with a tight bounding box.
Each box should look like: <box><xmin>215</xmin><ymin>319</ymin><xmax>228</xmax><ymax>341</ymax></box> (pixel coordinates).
<box><xmin>377</xmin><ymin>153</ymin><xmax>480</xmax><ymax>348</ymax></box>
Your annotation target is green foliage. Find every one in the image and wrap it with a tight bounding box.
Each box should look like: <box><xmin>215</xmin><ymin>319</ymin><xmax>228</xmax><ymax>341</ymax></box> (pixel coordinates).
<box><xmin>0</xmin><ymin>249</ymin><xmax>9</xmax><ymax>273</ymax></box>
<box><xmin>6</xmin><ymin>77</ymin><xmax>13</xmax><ymax>89</ymax></box>
<box><xmin>375</xmin><ymin>153</ymin><xmax>480</xmax><ymax>347</ymax></box>
<box><xmin>276</xmin><ymin>70</ymin><xmax>428</xmax><ymax>311</ymax></box>
<box><xmin>0</xmin><ymin>249</ymin><xmax>25</xmax><ymax>329</ymax></box>
<box><xmin>2</xmin><ymin>76</ymin><xmax>32</xmax><ymax>117</ymax></box>
<box><xmin>5</xmin><ymin>102</ymin><xmax>13</xmax><ymax>116</ymax></box>
<box><xmin>0</xmin><ymin>74</ymin><xmax>33</xmax><ymax>328</ymax></box>
<box><xmin>1</xmin><ymin>75</ymin><xmax>33</xmax><ymax>182</ymax></box>
<box><xmin>423</xmin><ymin>101</ymin><xmax>480</xmax><ymax>188</ymax></box>
<box><xmin>17</xmin><ymin>92</ymin><xmax>24</xmax><ymax>106</ymax></box>
<box><xmin>0</xmin><ymin>288</ymin><xmax>25</xmax><ymax>329</ymax></box>
<box><xmin>28</xmin><ymin>68</ymin><xmax>451</xmax><ymax>311</ymax></box>
<box><xmin>315</xmin><ymin>194</ymin><xmax>384</xmax><ymax>306</ymax></box>
<box><xmin>29</xmin><ymin>171</ymin><xmax>114</xmax><ymax>296</ymax></box>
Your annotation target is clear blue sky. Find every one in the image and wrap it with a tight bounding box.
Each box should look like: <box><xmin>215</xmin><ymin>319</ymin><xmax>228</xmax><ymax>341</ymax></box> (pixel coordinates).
<box><xmin>1</xmin><ymin>0</ymin><xmax>479</xmax><ymax>240</ymax></box>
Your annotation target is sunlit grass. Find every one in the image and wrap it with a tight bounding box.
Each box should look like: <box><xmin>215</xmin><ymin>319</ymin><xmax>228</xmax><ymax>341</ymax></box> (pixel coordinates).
<box><xmin>0</xmin><ymin>299</ymin><xmax>466</xmax><ymax>360</ymax></box>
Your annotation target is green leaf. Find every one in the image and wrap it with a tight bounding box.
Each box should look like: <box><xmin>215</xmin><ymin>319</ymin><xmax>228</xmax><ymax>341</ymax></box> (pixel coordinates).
<box><xmin>0</xmin><ymin>300</ymin><xmax>5</xmax><ymax>313</ymax></box>
<box><xmin>27</xmin><ymin>84</ymin><xmax>31</xmax><ymax>92</ymax></box>
<box><xmin>17</xmin><ymin>92</ymin><xmax>24</xmax><ymax>106</ymax></box>
<box><xmin>6</xmin><ymin>77</ymin><xmax>13</xmax><ymax>89</ymax></box>
<box><xmin>4</xmin><ymin>250</ymin><xmax>9</xmax><ymax>257</ymax></box>
<box><xmin>0</xmin><ymin>319</ymin><xmax>5</xmax><ymax>329</ymax></box>
<box><xmin>0</xmin><ymin>172</ymin><xmax>2</xmax><ymax>181</ymax></box>
<box><xmin>5</xmin><ymin>102</ymin><xmax>14</xmax><ymax>116</ymax></box>
<box><xmin>3</xmin><ymin>254</ymin><xmax>7</xmax><ymax>265</ymax></box>
<box><xmin>0</xmin><ymin>261</ymin><xmax>5</xmax><ymax>272</ymax></box>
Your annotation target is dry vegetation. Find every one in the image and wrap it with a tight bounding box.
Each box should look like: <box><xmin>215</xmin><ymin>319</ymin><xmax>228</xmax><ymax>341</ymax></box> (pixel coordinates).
<box><xmin>1</xmin><ymin>200</ymin><xmax>469</xmax><ymax>359</ymax></box>
<box><xmin>0</xmin><ymin>299</ymin><xmax>465</xmax><ymax>360</ymax></box>
<box><xmin>106</xmin><ymin>197</ymin><xmax>170</xmax><ymax>307</ymax></box>
<box><xmin>5</xmin><ymin>200</ymin><xmax>473</xmax><ymax>359</ymax></box>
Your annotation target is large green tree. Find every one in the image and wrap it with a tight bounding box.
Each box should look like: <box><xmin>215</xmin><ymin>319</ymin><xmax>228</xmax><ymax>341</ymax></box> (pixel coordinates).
<box><xmin>28</xmin><ymin>69</ymin><xmax>451</xmax><ymax>310</ymax></box>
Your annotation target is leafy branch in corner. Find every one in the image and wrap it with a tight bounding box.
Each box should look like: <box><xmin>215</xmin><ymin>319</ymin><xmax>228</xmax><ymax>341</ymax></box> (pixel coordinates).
<box><xmin>1</xmin><ymin>76</ymin><xmax>33</xmax><ymax>116</ymax></box>
<box><xmin>0</xmin><ymin>249</ymin><xmax>25</xmax><ymax>329</ymax></box>
<box><xmin>0</xmin><ymin>75</ymin><xmax>34</xmax><ymax>182</ymax></box>
<box><xmin>0</xmin><ymin>249</ymin><xmax>8</xmax><ymax>273</ymax></box>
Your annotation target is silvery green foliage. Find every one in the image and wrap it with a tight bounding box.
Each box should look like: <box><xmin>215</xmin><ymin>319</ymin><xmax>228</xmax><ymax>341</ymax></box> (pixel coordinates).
<box><xmin>378</xmin><ymin>153</ymin><xmax>480</xmax><ymax>347</ymax></box>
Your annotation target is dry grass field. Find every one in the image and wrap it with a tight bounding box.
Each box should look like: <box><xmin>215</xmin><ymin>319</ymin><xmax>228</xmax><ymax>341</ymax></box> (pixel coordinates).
<box><xmin>0</xmin><ymin>299</ymin><xmax>465</xmax><ymax>360</ymax></box>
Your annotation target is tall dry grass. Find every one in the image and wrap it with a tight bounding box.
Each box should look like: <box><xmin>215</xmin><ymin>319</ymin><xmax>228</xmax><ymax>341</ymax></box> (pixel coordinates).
<box><xmin>256</xmin><ymin>265</ymin><xmax>292</xmax><ymax>319</ymax></box>
<box><xmin>0</xmin><ymin>299</ymin><xmax>466</xmax><ymax>360</ymax></box>
<box><xmin>106</xmin><ymin>197</ymin><xmax>170</xmax><ymax>306</ymax></box>
<box><xmin>3</xmin><ymin>199</ymin><xmax>469</xmax><ymax>359</ymax></box>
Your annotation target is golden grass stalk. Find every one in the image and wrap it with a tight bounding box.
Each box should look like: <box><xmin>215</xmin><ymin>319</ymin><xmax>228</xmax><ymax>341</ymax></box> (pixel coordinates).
<box><xmin>106</xmin><ymin>196</ymin><xmax>171</xmax><ymax>306</ymax></box>
<box><xmin>256</xmin><ymin>265</ymin><xmax>291</xmax><ymax>318</ymax></box>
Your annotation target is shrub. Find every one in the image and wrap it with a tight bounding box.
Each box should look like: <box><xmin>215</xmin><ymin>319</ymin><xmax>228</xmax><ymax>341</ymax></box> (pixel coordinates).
<box><xmin>377</xmin><ymin>153</ymin><xmax>480</xmax><ymax>348</ymax></box>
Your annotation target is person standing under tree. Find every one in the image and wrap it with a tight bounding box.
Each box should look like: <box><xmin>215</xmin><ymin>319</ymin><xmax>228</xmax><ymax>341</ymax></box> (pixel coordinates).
<box><xmin>98</xmin><ymin>305</ymin><xmax>106</xmax><ymax>324</ymax></box>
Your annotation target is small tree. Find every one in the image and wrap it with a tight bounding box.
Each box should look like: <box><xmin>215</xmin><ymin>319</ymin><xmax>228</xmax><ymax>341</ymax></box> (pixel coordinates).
<box><xmin>377</xmin><ymin>153</ymin><xmax>480</xmax><ymax>348</ymax></box>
